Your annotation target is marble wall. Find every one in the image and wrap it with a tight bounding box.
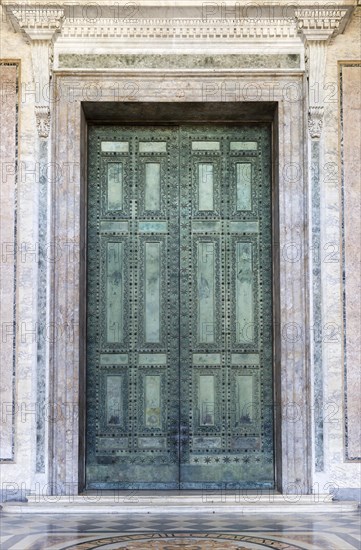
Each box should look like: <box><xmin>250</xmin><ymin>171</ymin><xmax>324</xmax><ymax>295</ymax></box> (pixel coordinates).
<box><xmin>0</xmin><ymin>2</ymin><xmax>360</xmax><ymax>500</ymax></box>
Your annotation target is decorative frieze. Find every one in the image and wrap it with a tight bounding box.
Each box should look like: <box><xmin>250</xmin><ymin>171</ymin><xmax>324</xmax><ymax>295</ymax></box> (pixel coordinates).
<box><xmin>58</xmin><ymin>53</ymin><xmax>300</xmax><ymax>70</ymax></box>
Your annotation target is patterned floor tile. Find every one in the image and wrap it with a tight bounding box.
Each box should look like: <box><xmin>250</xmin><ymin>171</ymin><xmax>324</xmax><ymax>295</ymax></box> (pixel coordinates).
<box><xmin>0</xmin><ymin>511</ymin><xmax>360</xmax><ymax>549</ymax></box>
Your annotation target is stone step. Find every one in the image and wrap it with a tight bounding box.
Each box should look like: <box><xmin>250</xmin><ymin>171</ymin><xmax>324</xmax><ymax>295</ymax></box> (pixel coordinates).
<box><xmin>1</xmin><ymin>494</ymin><xmax>359</xmax><ymax>514</ymax></box>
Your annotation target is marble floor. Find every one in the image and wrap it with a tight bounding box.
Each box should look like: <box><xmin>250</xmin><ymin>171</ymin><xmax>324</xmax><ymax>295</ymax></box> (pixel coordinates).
<box><xmin>0</xmin><ymin>510</ymin><xmax>360</xmax><ymax>549</ymax></box>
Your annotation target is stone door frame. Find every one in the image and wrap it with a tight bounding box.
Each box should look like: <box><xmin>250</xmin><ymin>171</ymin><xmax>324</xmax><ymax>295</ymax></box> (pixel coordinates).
<box><xmin>2</xmin><ymin>3</ymin><xmax>354</xmax><ymax>499</ymax></box>
<box><xmin>49</xmin><ymin>70</ymin><xmax>312</xmax><ymax>495</ymax></box>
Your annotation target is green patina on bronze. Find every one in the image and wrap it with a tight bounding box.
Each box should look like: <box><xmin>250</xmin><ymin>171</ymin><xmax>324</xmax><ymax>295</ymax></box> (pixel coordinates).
<box><xmin>86</xmin><ymin>125</ymin><xmax>274</xmax><ymax>489</ymax></box>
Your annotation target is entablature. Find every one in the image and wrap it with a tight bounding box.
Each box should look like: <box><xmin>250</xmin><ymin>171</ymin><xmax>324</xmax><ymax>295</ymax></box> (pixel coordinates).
<box><xmin>3</xmin><ymin>3</ymin><xmax>354</xmax><ymax>72</ymax></box>
<box><xmin>2</xmin><ymin>1</ymin><xmax>355</xmax><ymax>137</ymax></box>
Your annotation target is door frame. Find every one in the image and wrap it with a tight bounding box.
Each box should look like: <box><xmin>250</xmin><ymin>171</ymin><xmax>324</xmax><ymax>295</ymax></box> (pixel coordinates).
<box><xmin>49</xmin><ymin>72</ymin><xmax>312</xmax><ymax>496</ymax></box>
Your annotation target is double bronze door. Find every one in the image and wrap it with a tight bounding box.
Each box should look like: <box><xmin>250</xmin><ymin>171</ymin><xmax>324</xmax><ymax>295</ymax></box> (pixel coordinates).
<box><xmin>86</xmin><ymin>125</ymin><xmax>274</xmax><ymax>489</ymax></box>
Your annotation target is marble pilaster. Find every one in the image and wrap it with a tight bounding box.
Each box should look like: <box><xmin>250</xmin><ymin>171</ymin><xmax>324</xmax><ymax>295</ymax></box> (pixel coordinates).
<box><xmin>340</xmin><ymin>63</ymin><xmax>361</xmax><ymax>462</ymax></box>
<box><xmin>0</xmin><ymin>63</ymin><xmax>19</xmax><ymax>463</ymax></box>
<box><xmin>4</xmin><ymin>6</ymin><xmax>65</xmax><ymax>474</ymax></box>
<box><xmin>295</xmin><ymin>7</ymin><xmax>348</xmax><ymax>473</ymax></box>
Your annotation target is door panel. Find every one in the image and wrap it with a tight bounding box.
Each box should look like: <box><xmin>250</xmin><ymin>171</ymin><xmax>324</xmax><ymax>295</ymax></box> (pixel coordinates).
<box><xmin>87</xmin><ymin>128</ymin><xmax>180</xmax><ymax>488</ymax></box>
<box><xmin>86</xmin><ymin>125</ymin><xmax>274</xmax><ymax>489</ymax></box>
<box><xmin>179</xmin><ymin>127</ymin><xmax>273</xmax><ymax>488</ymax></box>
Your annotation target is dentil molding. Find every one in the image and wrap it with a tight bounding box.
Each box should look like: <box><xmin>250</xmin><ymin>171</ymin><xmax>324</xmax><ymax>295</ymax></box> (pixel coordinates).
<box><xmin>5</xmin><ymin>5</ymin><xmax>351</xmax><ymax>44</ymax></box>
<box><xmin>60</xmin><ymin>17</ymin><xmax>299</xmax><ymax>40</ymax></box>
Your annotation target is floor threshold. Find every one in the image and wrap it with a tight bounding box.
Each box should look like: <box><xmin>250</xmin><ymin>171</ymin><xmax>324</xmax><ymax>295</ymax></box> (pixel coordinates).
<box><xmin>1</xmin><ymin>494</ymin><xmax>359</xmax><ymax>514</ymax></box>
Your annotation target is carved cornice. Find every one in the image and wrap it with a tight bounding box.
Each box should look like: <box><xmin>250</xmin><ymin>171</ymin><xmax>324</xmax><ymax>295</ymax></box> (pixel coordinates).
<box><xmin>61</xmin><ymin>18</ymin><xmax>298</xmax><ymax>41</ymax></box>
<box><xmin>6</xmin><ymin>7</ymin><xmax>64</xmax><ymax>41</ymax></box>
<box><xmin>4</xmin><ymin>6</ymin><xmax>351</xmax><ymax>44</ymax></box>
<box><xmin>295</xmin><ymin>9</ymin><xmax>348</xmax><ymax>41</ymax></box>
